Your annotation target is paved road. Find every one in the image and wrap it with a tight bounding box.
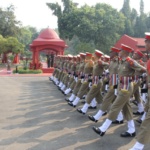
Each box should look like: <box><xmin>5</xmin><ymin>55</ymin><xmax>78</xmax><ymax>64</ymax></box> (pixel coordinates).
<box><xmin>0</xmin><ymin>77</ymin><xmax>150</xmax><ymax>150</ymax></box>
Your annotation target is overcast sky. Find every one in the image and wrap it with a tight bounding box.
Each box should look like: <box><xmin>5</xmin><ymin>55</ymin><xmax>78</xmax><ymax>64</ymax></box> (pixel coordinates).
<box><xmin>1</xmin><ymin>0</ymin><xmax>150</xmax><ymax>30</ymax></box>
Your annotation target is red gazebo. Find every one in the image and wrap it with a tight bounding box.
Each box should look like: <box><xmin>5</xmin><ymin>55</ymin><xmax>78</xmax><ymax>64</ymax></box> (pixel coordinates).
<box><xmin>30</xmin><ymin>28</ymin><xmax>67</xmax><ymax>73</ymax></box>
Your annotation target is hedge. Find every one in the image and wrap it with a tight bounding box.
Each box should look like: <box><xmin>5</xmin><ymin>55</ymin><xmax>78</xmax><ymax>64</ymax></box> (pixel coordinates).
<box><xmin>13</xmin><ymin>69</ymin><xmax>43</xmax><ymax>74</ymax></box>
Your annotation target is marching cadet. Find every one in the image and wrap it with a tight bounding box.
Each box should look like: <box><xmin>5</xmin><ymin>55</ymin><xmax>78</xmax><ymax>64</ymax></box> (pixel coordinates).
<box><xmin>129</xmin><ymin>33</ymin><xmax>150</xmax><ymax>150</ymax></box>
<box><xmin>60</xmin><ymin>56</ymin><xmax>77</xmax><ymax>92</ymax></box>
<box><xmin>58</xmin><ymin>55</ymin><xmax>68</xmax><ymax>90</ymax></box>
<box><xmin>131</xmin><ymin>50</ymin><xmax>145</xmax><ymax>115</ymax></box>
<box><xmin>58</xmin><ymin>55</ymin><xmax>72</xmax><ymax>89</ymax></box>
<box><xmin>64</xmin><ymin>55</ymin><xmax>81</xmax><ymax>95</ymax></box>
<box><xmin>66</xmin><ymin>53</ymin><xmax>86</xmax><ymax>102</ymax></box>
<box><xmin>88</xmin><ymin>47</ymin><xmax>121</xmax><ymax>123</ymax></box>
<box><xmin>101</xmin><ymin>55</ymin><xmax>110</xmax><ymax>94</ymax></box>
<box><xmin>140</xmin><ymin>73</ymin><xmax>148</xmax><ymax>104</ymax></box>
<box><xmin>64</xmin><ymin>55</ymin><xmax>80</xmax><ymax>95</ymax></box>
<box><xmin>92</xmin><ymin>44</ymin><xmax>146</xmax><ymax>138</ymax></box>
<box><xmin>53</xmin><ymin>55</ymin><xmax>62</xmax><ymax>85</ymax></box>
<box><xmin>50</xmin><ymin>55</ymin><xmax>58</xmax><ymax>81</ymax></box>
<box><xmin>67</xmin><ymin>56</ymin><xmax>77</xmax><ymax>89</ymax></box>
<box><xmin>68</xmin><ymin>52</ymin><xmax>94</xmax><ymax>107</ymax></box>
<box><xmin>136</xmin><ymin>72</ymin><xmax>148</xmax><ymax>124</ymax></box>
<box><xmin>76</xmin><ymin>50</ymin><xmax>108</xmax><ymax>114</ymax></box>
<box><xmin>56</xmin><ymin>55</ymin><xmax>65</xmax><ymax>85</ymax></box>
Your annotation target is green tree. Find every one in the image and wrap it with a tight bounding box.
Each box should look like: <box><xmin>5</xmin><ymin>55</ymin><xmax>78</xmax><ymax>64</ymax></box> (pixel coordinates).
<box><xmin>65</xmin><ymin>36</ymin><xmax>95</xmax><ymax>55</ymax></box>
<box><xmin>0</xmin><ymin>5</ymin><xmax>21</xmax><ymax>37</ymax></box>
<box><xmin>134</xmin><ymin>0</ymin><xmax>148</xmax><ymax>37</ymax></box>
<box><xmin>140</xmin><ymin>0</ymin><xmax>144</xmax><ymax>15</ymax></box>
<box><xmin>17</xmin><ymin>27</ymin><xmax>32</xmax><ymax>51</ymax></box>
<box><xmin>130</xmin><ymin>8</ymin><xmax>138</xmax><ymax>27</ymax></box>
<box><xmin>5</xmin><ymin>37</ymin><xmax>24</xmax><ymax>54</ymax></box>
<box><xmin>120</xmin><ymin>0</ymin><xmax>134</xmax><ymax>35</ymax></box>
<box><xmin>16</xmin><ymin>26</ymin><xmax>39</xmax><ymax>51</ymax></box>
<box><xmin>120</xmin><ymin>0</ymin><xmax>131</xmax><ymax>19</ymax></box>
<box><xmin>146</xmin><ymin>13</ymin><xmax>150</xmax><ymax>31</ymax></box>
<box><xmin>28</xmin><ymin>26</ymin><xmax>39</xmax><ymax>41</ymax></box>
<box><xmin>0</xmin><ymin>35</ymin><xmax>7</xmax><ymax>54</ymax></box>
<box><xmin>47</xmin><ymin>1</ymin><xmax>125</xmax><ymax>53</ymax></box>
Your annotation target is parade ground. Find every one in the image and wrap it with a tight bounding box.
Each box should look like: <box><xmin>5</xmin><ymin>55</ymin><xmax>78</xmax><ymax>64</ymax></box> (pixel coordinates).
<box><xmin>0</xmin><ymin>76</ymin><xmax>150</xmax><ymax>150</ymax></box>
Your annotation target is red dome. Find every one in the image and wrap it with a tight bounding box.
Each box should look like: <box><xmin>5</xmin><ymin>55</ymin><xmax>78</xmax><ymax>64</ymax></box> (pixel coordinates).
<box><xmin>38</xmin><ymin>28</ymin><xmax>60</xmax><ymax>39</ymax></box>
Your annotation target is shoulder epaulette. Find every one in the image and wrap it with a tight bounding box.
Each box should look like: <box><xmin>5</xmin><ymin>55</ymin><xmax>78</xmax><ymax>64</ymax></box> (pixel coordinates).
<box><xmin>126</xmin><ymin>57</ymin><xmax>134</xmax><ymax>66</ymax></box>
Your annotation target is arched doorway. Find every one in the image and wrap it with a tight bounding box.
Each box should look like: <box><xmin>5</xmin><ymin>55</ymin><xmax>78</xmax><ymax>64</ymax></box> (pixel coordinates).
<box><xmin>29</xmin><ymin>28</ymin><xmax>67</xmax><ymax>73</ymax></box>
<box><xmin>39</xmin><ymin>49</ymin><xmax>57</xmax><ymax>68</ymax></box>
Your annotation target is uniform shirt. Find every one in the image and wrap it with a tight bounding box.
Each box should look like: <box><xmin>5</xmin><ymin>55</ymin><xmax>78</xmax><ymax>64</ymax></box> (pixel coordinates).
<box><xmin>134</xmin><ymin>59</ymin><xmax>145</xmax><ymax>76</ymax></box>
<box><xmin>84</xmin><ymin>59</ymin><xmax>94</xmax><ymax>74</ymax></box>
<box><xmin>67</xmin><ymin>61</ymin><xmax>72</xmax><ymax>73</ymax></box>
<box><xmin>78</xmin><ymin>61</ymin><xmax>85</xmax><ymax>73</ymax></box>
<box><xmin>109</xmin><ymin>57</ymin><xmax>119</xmax><ymax>86</ymax></box>
<box><xmin>63</xmin><ymin>60</ymin><xmax>67</xmax><ymax>71</ymax></box>
<box><xmin>109</xmin><ymin>57</ymin><xmax>119</xmax><ymax>75</ymax></box>
<box><xmin>118</xmin><ymin>57</ymin><xmax>146</xmax><ymax>90</ymax></box>
<box><xmin>118</xmin><ymin>57</ymin><xmax>146</xmax><ymax>78</ymax></box>
<box><xmin>70</xmin><ymin>62</ymin><xmax>76</xmax><ymax>73</ymax></box>
<box><xmin>58</xmin><ymin>59</ymin><xmax>64</xmax><ymax>70</ymax></box>
<box><xmin>93</xmin><ymin>60</ymin><xmax>109</xmax><ymax>76</ymax></box>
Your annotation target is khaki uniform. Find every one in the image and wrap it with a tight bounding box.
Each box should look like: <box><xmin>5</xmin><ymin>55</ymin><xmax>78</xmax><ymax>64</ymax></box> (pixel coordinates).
<box><xmin>77</xmin><ymin>59</ymin><xmax>93</xmax><ymax>99</ymax></box>
<box><xmin>72</xmin><ymin>61</ymin><xmax>85</xmax><ymax>95</ymax></box>
<box><xmin>100</xmin><ymin>57</ymin><xmax>119</xmax><ymax>111</ymax></box>
<box><xmin>54</xmin><ymin>58</ymin><xmax>61</xmax><ymax>79</ymax></box>
<box><xmin>69</xmin><ymin>61</ymin><xmax>80</xmax><ymax>90</ymax></box>
<box><xmin>61</xmin><ymin>60</ymin><xmax>67</xmax><ymax>83</ymax></box>
<box><xmin>68</xmin><ymin>62</ymin><xmax>76</xmax><ymax>87</ymax></box>
<box><xmin>136</xmin><ymin>60</ymin><xmax>150</xmax><ymax>144</ymax></box>
<box><xmin>52</xmin><ymin>57</ymin><xmax>58</xmax><ymax>77</ymax></box>
<box><xmin>61</xmin><ymin>60</ymin><xmax>72</xmax><ymax>85</ymax></box>
<box><xmin>132</xmin><ymin>60</ymin><xmax>145</xmax><ymax>103</ymax></box>
<box><xmin>86</xmin><ymin>61</ymin><xmax>109</xmax><ymax>104</ymax></box>
<box><xmin>108</xmin><ymin>57</ymin><xmax>146</xmax><ymax>121</ymax></box>
<box><xmin>58</xmin><ymin>59</ymin><xmax>65</xmax><ymax>81</ymax></box>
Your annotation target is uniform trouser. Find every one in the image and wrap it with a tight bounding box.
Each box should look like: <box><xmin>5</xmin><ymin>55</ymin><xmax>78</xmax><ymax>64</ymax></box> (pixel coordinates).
<box><xmin>63</xmin><ymin>74</ymin><xmax>69</xmax><ymax>85</ymax></box>
<box><xmin>69</xmin><ymin>76</ymin><xmax>74</xmax><ymax>87</ymax></box>
<box><xmin>61</xmin><ymin>73</ymin><xmax>66</xmax><ymax>83</ymax></box>
<box><xmin>132</xmin><ymin>81</ymin><xmax>142</xmax><ymax>103</ymax></box>
<box><xmin>53</xmin><ymin>69</ymin><xmax>57</xmax><ymax>76</ymax></box>
<box><xmin>70</xmin><ymin>80</ymin><xmax>76</xmax><ymax>90</ymax></box>
<box><xmin>144</xmin><ymin>95</ymin><xmax>149</xmax><ymax>112</ymax></box>
<box><xmin>77</xmin><ymin>81</ymin><xmax>89</xmax><ymax>99</ymax></box>
<box><xmin>101</xmin><ymin>79</ymin><xmax>106</xmax><ymax>92</ymax></box>
<box><xmin>100</xmin><ymin>87</ymin><xmax>117</xmax><ymax>112</ymax></box>
<box><xmin>73</xmin><ymin>79</ymin><xmax>82</xmax><ymax>95</ymax></box>
<box><xmin>86</xmin><ymin>81</ymin><xmax>103</xmax><ymax>104</ymax></box>
<box><xmin>55</xmin><ymin>69</ymin><xmax>60</xmax><ymax>78</ymax></box>
<box><xmin>108</xmin><ymin>82</ymin><xmax>133</xmax><ymax>121</ymax></box>
<box><xmin>137</xmin><ymin>91</ymin><xmax>150</xmax><ymax>144</ymax></box>
<box><xmin>58</xmin><ymin>71</ymin><xmax>63</xmax><ymax>81</ymax></box>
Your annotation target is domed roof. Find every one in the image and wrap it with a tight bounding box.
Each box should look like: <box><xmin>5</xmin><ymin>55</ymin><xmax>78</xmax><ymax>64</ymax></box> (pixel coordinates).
<box><xmin>38</xmin><ymin>28</ymin><xmax>60</xmax><ymax>39</ymax></box>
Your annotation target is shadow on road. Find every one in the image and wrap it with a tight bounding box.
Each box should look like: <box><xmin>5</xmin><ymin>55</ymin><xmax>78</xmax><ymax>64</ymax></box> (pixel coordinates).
<box><xmin>0</xmin><ymin>78</ymin><xmax>150</xmax><ymax>150</ymax></box>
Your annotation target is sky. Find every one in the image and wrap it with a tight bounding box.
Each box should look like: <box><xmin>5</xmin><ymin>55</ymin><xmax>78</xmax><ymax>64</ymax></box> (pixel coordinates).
<box><xmin>1</xmin><ymin>0</ymin><xmax>150</xmax><ymax>31</ymax></box>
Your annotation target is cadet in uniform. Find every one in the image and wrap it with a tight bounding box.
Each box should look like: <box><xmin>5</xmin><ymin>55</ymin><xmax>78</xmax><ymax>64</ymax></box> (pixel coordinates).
<box><xmin>68</xmin><ymin>52</ymin><xmax>94</xmax><ymax>107</ymax></box>
<box><xmin>64</xmin><ymin>55</ymin><xmax>80</xmax><ymax>95</ymax></box>
<box><xmin>93</xmin><ymin>44</ymin><xmax>146</xmax><ymax>138</ymax></box>
<box><xmin>88</xmin><ymin>47</ymin><xmax>121</xmax><ymax>122</ymax></box>
<box><xmin>129</xmin><ymin>33</ymin><xmax>150</xmax><ymax>150</ymax></box>
<box><xmin>58</xmin><ymin>55</ymin><xmax>72</xmax><ymax>89</ymax></box>
<box><xmin>66</xmin><ymin>53</ymin><xmax>86</xmax><ymax>102</ymax></box>
<box><xmin>131</xmin><ymin>50</ymin><xmax>145</xmax><ymax>115</ymax></box>
<box><xmin>60</xmin><ymin>56</ymin><xmax>77</xmax><ymax>92</ymax></box>
<box><xmin>50</xmin><ymin>55</ymin><xmax>58</xmax><ymax>81</ymax></box>
<box><xmin>76</xmin><ymin>50</ymin><xmax>108</xmax><ymax>114</ymax></box>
